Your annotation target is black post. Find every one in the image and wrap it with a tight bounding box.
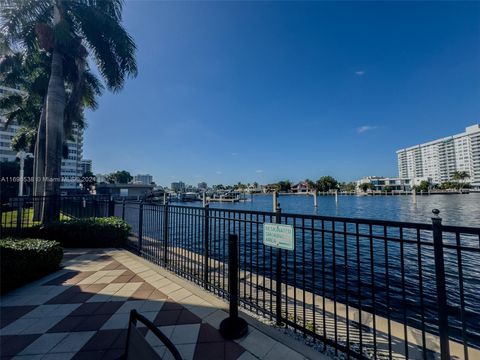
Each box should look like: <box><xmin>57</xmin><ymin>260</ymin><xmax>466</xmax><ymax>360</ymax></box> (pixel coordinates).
<box><xmin>138</xmin><ymin>201</ymin><xmax>144</xmax><ymax>253</ymax></box>
<box><xmin>432</xmin><ymin>209</ymin><xmax>450</xmax><ymax>360</ymax></box>
<box><xmin>108</xmin><ymin>197</ymin><xmax>115</xmax><ymax>217</ymax></box>
<box><xmin>92</xmin><ymin>197</ymin><xmax>97</xmax><ymax>219</ymax></box>
<box><xmin>163</xmin><ymin>203</ymin><xmax>169</xmax><ymax>265</ymax></box>
<box><xmin>203</xmin><ymin>204</ymin><xmax>210</xmax><ymax>289</ymax></box>
<box><xmin>220</xmin><ymin>234</ymin><xmax>248</xmax><ymax>339</ymax></box>
<box><xmin>122</xmin><ymin>199</ymin><xmax>126</xmax><ymax>220</ymax></box>
<box><xmin>275</xmin><ymin>205</ymin><xmax>282</xmax><ymax>326</ymax></box>
<box><xmin>15</xmin><ymin>197</ymin><xmax>22</xmax><ymax>230</ymax></box>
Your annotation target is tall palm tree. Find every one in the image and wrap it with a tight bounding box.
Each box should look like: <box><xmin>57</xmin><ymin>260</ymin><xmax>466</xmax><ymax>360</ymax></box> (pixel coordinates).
<box><xmin>1</xmin><ymin>0</ymin><xmax>137</xmax><ymax>221</ymax></box>
<box><xmin>452</xmin><ymin>171</ymin><xmax>470</xmax><ymax>191</ymax></box>
<box><xmin>0</xmin><ymin>47</ymin><xmax>103</xmax><ymax>219</ymax></box>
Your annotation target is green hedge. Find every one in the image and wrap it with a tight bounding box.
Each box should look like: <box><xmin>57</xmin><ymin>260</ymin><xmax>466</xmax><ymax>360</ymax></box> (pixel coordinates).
<box><xmin>0</xmin><ymin>238</ymin><xmax>63</xmax><ymax>294</ymax></box>
<box><xmin>8</xmin><ymin>217</ymin><xmax>131</xmax><ymax>248</ymax></box>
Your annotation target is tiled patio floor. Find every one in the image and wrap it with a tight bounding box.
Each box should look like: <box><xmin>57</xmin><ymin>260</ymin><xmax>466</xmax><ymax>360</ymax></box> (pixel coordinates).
<box><xmin>0</xmin><ymin>249</ymin><xmax>319</xmax><ymax>360</ymax></box>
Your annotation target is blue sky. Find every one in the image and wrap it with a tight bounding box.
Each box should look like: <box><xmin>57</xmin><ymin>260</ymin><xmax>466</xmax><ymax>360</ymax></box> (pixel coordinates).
<box><xmin>84</xmin><ymin>1</ymin><xmax>480</xmax><ymax>186</ymax></box>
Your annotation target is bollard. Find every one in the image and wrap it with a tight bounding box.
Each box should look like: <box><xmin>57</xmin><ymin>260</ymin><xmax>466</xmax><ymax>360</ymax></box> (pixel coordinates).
<box><xmin>431</xmin><ymin>209</ymin><xmax>450</xmax><ymax>360</ymax></box>
<box><xmin>203</xmin><ymin>204</ymin><xmax>210</xmax><ymax>289</ymax></box>
<box><xmin>163</xmin><ymin>202</ymin><xmax>169</xmax><ymax>264</ymax></box>
<box><xmin>138</xmin><ymin>201</ymin><xmax>144</xmax><ymax>253</ymax></box>
<box><xmin>219</xmin><ymin>234</ymin><xmax>248</xmax><ymax>339</ymax></box>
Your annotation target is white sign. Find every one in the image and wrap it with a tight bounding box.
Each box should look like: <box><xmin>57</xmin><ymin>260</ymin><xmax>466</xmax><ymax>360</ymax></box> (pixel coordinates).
<box><xmin>263</xmin><ymin>223</ymin><xmax>295</xmax><ymax>251</ymax></box>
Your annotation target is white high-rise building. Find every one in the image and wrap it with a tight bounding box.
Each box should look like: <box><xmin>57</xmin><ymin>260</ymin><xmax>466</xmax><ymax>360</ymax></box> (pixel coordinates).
<box><xmin>1</xmin><ymin>86</ymin><xmax>87</xmax><ymax>191</ymax></box>
<box><xmin>0</xmin><ymin>86</ymin><xmax>25</xmax><ymax>163</ymax></box>
<box><xmin>60</xmin><ymin>125</ymin><xmax>84</xmax><ymax>190</ymax></box>
<box><xmin>79</xmin><ymin>159</ymin><xmax>92</xmax><ymax>175</ymax></box>
<box><xmin>396</xmin><ymin>125</ymin><xmax>480</xmax><ymax>187</ymax></box>
<box><xmin>133</xmin><ymin>174</ymin><xmax>153</xmax><ymax>185</ymax></box>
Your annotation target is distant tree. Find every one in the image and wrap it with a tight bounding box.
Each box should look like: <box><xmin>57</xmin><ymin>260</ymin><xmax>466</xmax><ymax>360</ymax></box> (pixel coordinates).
<box><xmin>383</xmin><ymin>186</ymin><xmax>393</xmax><ymax>193</ymax></box>
<box><xmin>305</xmin><ymin>179</ymin><xmax>316</xmax><ymax>191</ymax></box>
<box><xmin>236</xmin><ymin>182</ymin><xmax>247</xmax><ymax>191</ymax></box>
<box><xmin>277</xmin><ymin>180</ymin><xmax>292</xmax><ymax>192</ymax></box>
<box><xmin>413</xmin><ymin>180</ymin><xmax>430</xmax><ymax>193</ymax></box>
<box><xmin>316</xmin><ymin>176</ymin><xmax>339</xmax><ymax>192</ymax></box>
<box><xmin>359</xmin><ymin>182</ymin><xmax>375</xmax><ymax>192</ymax></box>
<box><xmin>81</xmin><ymin>171</ymin><xmax>96</xmax><ymax>191</ymax></box>
<box><xmin>340</xmin><ymin>182</ymin><xmax>357</xmax><ymax>192</ymax></box>
<box><xmin>106</xmin><ymin>170</ymin><xmax>132</xmax><ymax>184</ymax></box>
<box><xmin>253</xmin><ymin>182</ymin><xmax>259</xmax><ymax>189</ymax></box>
<box><xmin>452</xmin><ymin>171</ymin><xmax>470</xmax><ymax>190</ymax></box>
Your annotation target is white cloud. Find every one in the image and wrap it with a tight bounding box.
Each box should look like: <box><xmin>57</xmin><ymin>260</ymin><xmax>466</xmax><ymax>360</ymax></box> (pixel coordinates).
<box><xmin>357</xmin><ymin>125</ymin><xmax>377</xmax><ymax>134</ymax></box>
<box><xmin>216</xmin><ymin>171</ymin><xmax>223</xmax><ymax>175</ymax></box>
<box><xmin>255</xmin><ymin>169</ymin><xmax>264</xmax><ymax>173</ymax></box>
<box><xmin>355</xmin><ymin>70</ymin><xmax>365</xmax><ymax>76</ymax></box>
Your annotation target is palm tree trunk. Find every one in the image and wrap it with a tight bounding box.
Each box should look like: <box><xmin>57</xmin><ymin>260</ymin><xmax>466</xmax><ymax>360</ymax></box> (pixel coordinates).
<box><xmin>42</xmin><ymin>49</ymin><xmax>65</xmax><ymax>223</ymax></box>
<box><xmin>33</xmin><ymin>105</ymin><xmax>46</xmax><ymax>221</ymax></box>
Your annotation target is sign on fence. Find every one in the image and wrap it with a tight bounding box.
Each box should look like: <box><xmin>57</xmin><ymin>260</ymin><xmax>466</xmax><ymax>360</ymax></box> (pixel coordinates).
<box><xmin>263</xmin><ymin>223</ymin><xmax>295</xmax><ymax>250</ymax></box>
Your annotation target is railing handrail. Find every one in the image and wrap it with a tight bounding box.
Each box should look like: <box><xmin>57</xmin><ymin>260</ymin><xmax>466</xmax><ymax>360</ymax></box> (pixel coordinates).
<box><xmin>114</xmin><ymin>199</ymin><xmax>480</xmax><ymax>235</ymax></box>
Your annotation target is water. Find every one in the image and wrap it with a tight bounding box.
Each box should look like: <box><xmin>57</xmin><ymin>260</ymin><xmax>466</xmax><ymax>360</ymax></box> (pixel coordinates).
<box><xmin>124</xmin><ymin>194</ymin><xmax>480</xmax><ymax>350</ymax></box>
<box><xmin>183</xmin><ymin>193</ymin><xmax>480</xmax><ymax>227</ymax></box>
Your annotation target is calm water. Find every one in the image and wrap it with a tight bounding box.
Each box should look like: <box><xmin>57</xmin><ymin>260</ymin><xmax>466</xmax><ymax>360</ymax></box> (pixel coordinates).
<box><xmin>183</xmin><ymin>193</ymin><xmax>480</xmax><ymax>227</ymax></box>
<box><xmin>125</xmin><ymin>194</ymin><xmax>480</xmax><ymax>348</ymax></box>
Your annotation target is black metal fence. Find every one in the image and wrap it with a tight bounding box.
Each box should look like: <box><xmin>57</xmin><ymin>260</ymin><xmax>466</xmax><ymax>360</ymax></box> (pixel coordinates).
<box><xmin>1</xmin><ymin>197</ymin><xmax>479</xmax><ymax>359</ymax></box>
<box><xmin>0</xmin><ymin>195</ymin><xmax>112</xmax><ymax>230</ymax></box>
<box><xmin>113</xmin><ymin>200</ymin><xmax>480</xmax><ymax>360</ymax></box>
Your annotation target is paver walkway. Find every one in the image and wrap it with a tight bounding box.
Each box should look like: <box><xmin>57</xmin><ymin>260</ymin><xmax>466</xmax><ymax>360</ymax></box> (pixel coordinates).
<box><xmin>0</xmin><ymin>249</ymin><xmax>320</xmax><ymax>360</ymax></box>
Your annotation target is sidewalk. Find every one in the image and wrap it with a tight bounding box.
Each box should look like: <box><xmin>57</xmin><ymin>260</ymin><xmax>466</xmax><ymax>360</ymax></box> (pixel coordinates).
<box><xmin>0</xmin><ymin>249</ymin><xmax>326</xmax><ymax>360</ymax></box>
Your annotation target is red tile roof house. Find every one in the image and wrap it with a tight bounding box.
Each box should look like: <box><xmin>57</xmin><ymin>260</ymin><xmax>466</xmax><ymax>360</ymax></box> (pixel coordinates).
<box><xmin>290</xmin><ymin>181</ymin><xmax>311</xmax><ymax>193</ymax></box>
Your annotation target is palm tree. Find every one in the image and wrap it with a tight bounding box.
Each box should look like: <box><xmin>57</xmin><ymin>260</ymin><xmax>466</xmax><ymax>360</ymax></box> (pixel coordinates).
<box><xmin>1</xmin><ymin>47</ymin><xmax>103</xmax><ymax>220</ymax></box>
<box><xmin>2</xmin><ymin>0</ymin><xmax>137</xmax><ymax>221</ymax></box>
<box><xmin>452</xmin><ymin>171</ymin><xmax>470</xmax><ymax>191</ymax></box>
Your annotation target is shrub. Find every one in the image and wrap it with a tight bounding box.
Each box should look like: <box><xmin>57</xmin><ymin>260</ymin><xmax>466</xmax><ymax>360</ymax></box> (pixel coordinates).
<box><xmin>0</xmin><ymin>238</ymin><xmax>63</xmax><ymax>294</ymax></box>
<box><xmin>7</xmin><ymin>217</ymin><xmax>131</xmax><ymax>248</ymax></box>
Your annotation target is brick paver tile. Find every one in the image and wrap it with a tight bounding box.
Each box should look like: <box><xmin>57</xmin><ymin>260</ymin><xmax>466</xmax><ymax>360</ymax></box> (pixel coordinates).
<box><xmin>71</xmin><ymin>350</ymin><xmax>105</xmax><ymax>360</ymax></box>
<box><xmin>196</xmin><ymin>323</ymin><xmax>224</xmax><ymax>343</ymax></box>
<box><xmin>47</xmin><ymin>316</ymin><xmax>85</xmax><ymax>333</ymax></box>
<box><xmin>176</xmin><ymin>309</ymin><xmax>202</xmax><ymax>325</ymax></box>
<box><xmin>0</xmin><ymin>334</ymin><xmax>42</xmax><ymax>357</ymax></box>
<box><xmin>42</xmin><ymin>272</ymin><xmax>80</xmax><ymax>286</ymax></box>
<box><xmin>0</xmin><ymin>305</ymin><xmax>36</xmax><ymax>329</ymax></box>
<box><xmin>75</xmin><ymin>315</ymin><xmax>112</xmax><ymax>332</ymax></box>
<box><xmin>153</xmin><ymin>310</ymin><xmax>181</xmax><ymax>326</ymax></box>
<box><xmin>93</xmin><ymin>302</ymin><xmax>124</xmax><ymax>316</ymax></box>
<box><xmin>194</xmin><ymin>341</ymin><xmax>224</xmax><ymax>360</ymax></box>
<box><xmin>224</xmin><ymin>340</ymin><xmax>245</xmax><ymax>360</ymax></box>
<box><xmin>79</xmin><ymin>329</ymin><xmax>123</xmax><ymax>352</ymax></box>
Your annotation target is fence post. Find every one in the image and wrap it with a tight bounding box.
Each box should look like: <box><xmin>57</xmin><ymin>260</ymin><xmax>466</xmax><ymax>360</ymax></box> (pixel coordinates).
<box><xmin>122</xmin><ymin>199</ymin><xmax>126</xmax><ymax>220</ymax></box>
<box><xmin>203</xmin><ymin>204</ymin><xmax>210</xmax><ymax>289</ymax></box>
<box><xmin>219</xmin><ymin>234</ymin><xmax>248</xmax><ymax>339</ymax></box>
<box><xmin>108</xmin><ymin>197</ymin><xmax>115</xmax><ymax>217</ymax></box>
<box><xmin>16</xmin><ymin>197</ymin><xmax>23</xmax><ymax>230</ymax></box>
<box><xmin>92</xmin><ymin>197</ymin><xmax>97</xmax><ymax>219</ymax></box>
<box><xmin>138</xmin><ymin>201</ymin><xmax>144</xmax><ymax>253</ymax></box>
<box><xmin>431</xmin><ymin>209</ymin><xmax>450</xmax><ymax>360</ymax></box>
<box><xmin>163</xmin><ymin>202</ymin><xmax>169</xmax><ymax>264</ymax></box>
<box><xmin>275</xmin><ymin>204</ymin><xmax>283</xmax><ymax>326</ymax></box>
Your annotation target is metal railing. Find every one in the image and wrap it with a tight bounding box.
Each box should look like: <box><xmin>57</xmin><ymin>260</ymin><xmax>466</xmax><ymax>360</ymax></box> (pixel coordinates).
<box><xmin>2</xmin><ymin>197</ymin><xmax>479</xmax><ymax>359</ymax></box>
<box><xmin>0</xmin><ymin>195</ymin><xmax>112</xmax><ymax>230</ymax></box>
<box><xmin>114</xmin><ymin>200</ymin><xmax>480</xmax><ymax>360</ymax></box>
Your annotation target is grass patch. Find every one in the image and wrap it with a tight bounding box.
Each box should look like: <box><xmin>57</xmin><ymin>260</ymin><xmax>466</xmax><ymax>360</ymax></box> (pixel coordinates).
<box><xmin>1</xmin><ymin>208</ymin><xmax>71</xmax><ymax>228</ymax></box>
